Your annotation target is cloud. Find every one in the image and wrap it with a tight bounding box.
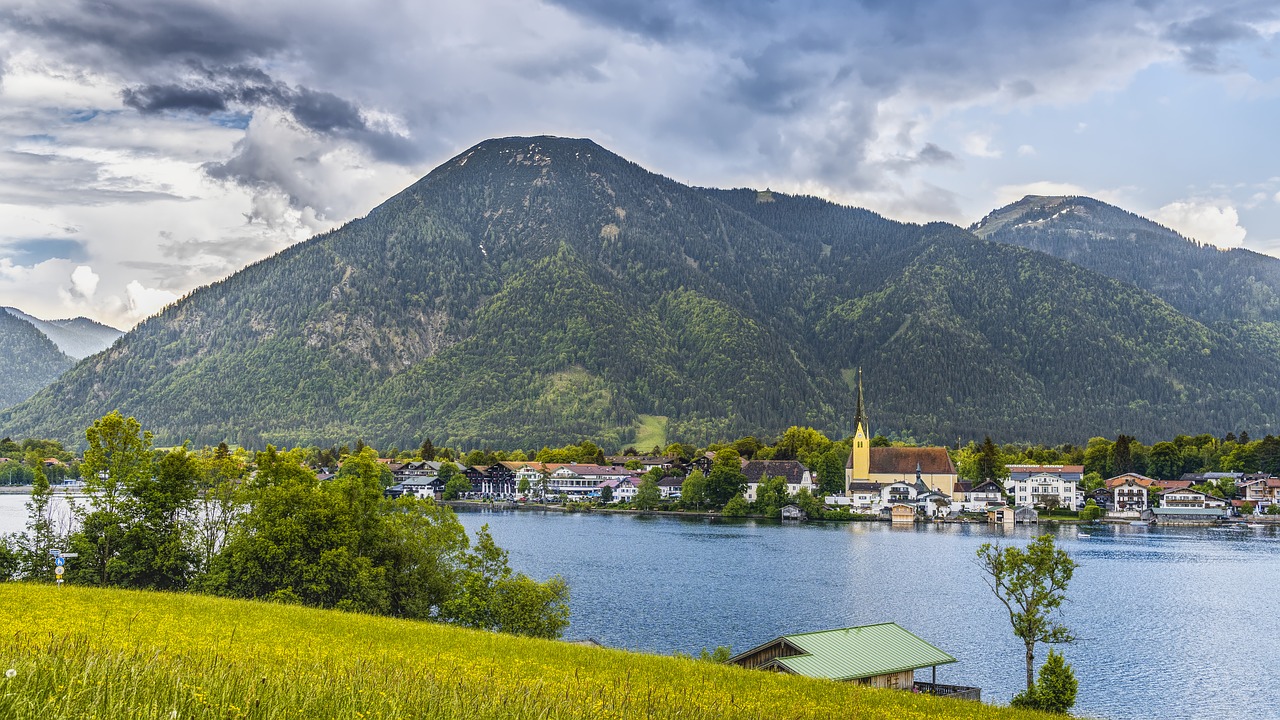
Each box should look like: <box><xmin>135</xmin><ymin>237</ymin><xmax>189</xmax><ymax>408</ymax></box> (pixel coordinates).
<box><xmin>1163</xmin><ymin>10</ymin><xmax>1267</xmax><ymax>73</ymax></box>
<box><xmin>1152</xmin><ymin>199</ymin><xmax>1248</xmax><ymax>248</ymax></box>
<box><xmin>69</xmin><ymin>264</ymin><xmax>99</xmax><ymax>298</ymax></box>
<box><xmin>1017</xmin><ymin>144</ymin><xmax>1036</xmax><ymax>157</ymax></box>
<box><xmin>124</xmin><ymin>279</ymin><xmax>178</xmax><ymax>319</ymax></box>
<box><xmin>962</xmin><ymin>133</ymin><xmax>1001</xmax><ymax>158</ymax></box>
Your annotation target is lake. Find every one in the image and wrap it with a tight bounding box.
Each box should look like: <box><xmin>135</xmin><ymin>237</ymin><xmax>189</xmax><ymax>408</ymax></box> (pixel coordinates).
<box><xmin>3</xmin><ymin>492</ymin><xmax>1273</xmax><ymax>720</ymax></box>
<box><xmin>453</xmin><ymin>507</ymin><xmax>1278</xmax><ymax>720</ymax></box>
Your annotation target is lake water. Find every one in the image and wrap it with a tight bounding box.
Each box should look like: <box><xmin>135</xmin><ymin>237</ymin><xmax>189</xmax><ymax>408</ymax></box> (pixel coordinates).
<box><xmin>3</xmin><ymin>492</ymin><xmax>1274</xmax><ymax>720</ymax></box>
<box><xmin>453</xmin><ymin>508</ymin><xmax>1279</xmax><ymax>720</ymax></box>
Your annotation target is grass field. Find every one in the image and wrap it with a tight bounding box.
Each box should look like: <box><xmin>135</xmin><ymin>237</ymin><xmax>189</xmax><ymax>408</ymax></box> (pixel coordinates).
<box><xmin>634</xmin><ymin>414</ymin><xmax>668</xmax><ymax>451</ymax></box>
<box><xmin>0</xmin><ymin>583</ymin><xmax>1054</xmax><ymax>719</ymax></box>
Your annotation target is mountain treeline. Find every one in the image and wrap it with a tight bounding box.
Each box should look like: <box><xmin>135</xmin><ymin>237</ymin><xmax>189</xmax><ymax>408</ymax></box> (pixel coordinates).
<box><xmin>3</xmin><ymin>137</ymin><xmax>1279</xmax><ymax>448</ymax></box>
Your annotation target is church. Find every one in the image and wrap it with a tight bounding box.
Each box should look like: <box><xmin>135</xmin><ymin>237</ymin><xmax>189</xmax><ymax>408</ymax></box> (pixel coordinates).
<box><xmin>844</xmin><ymin>370</ymin><xmax>959</xmax><ymax>497</ymax></box>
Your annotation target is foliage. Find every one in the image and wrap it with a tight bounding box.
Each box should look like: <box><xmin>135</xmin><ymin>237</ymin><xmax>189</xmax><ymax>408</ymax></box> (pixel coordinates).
<box><xmin>721</xmin><ymin>494</ymin><xmax>749</xmax><ymax>517</ymax></box>
<box><xmin>706</xmin><ymin>449</ymin><xmax>747</xmax><ymax>507</ymax></box>
<box><xmin>1077</xmin><ymin>500</ymin><xmax>1103</xmax><ymax>523</ymax></box>
<box><xmin>681</xmin><ymin>469</ymin><xmax>708</xmax><ymax>510</ymax></box>
<box><xmin>69</xmin><ymin>411</ymin><xmax>155</xmax><ymax>586</ymax></box>
<box><xmin>1011</xmin><ymin>650</ymin><xmax>1078</xmax><ymax>715</ymax></box>
<box><xmin>634</xmin><ymin>473</ymin><xmax>662</xmax><ymax>510</ymax></box>
<box><xmin>444</xmin><ymin>475</ymin><xmax>471</xmax><ymax>500</ymax></box>
<box><xmin>0</xmin><ymin>583</ymin><xmax>1059</xmax><ymax>720</ymax></box>
<box><xmin>752</xmin><ymin>474</ymin><xmax>789</xmax><ymax>517</ymax></box>
<box><xmin>976</xmin><ymin>534</ymin><xmax>1077</xmax><ymax>692</ymax></box>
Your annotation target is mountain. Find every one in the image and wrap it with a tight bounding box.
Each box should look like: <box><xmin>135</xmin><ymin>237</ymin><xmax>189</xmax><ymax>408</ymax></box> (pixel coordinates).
<box><xmin>2</xmin><ymin>307</ymin><xmax>123</xmax><ymax>359</ymax></box>
<box><xmin>3</xmin><ymin>137</ymin><xmax>1280</xmax><ymax>448</ymax></box>
<box><xmin>0</xmin><ymin>311</ymin><xmax>74</xmax><ymax>410</ymax></box>
<box><xmin>971</xmin><ymin>195</ymin><xmax>1280</xmax><ymax>353</ymax></box>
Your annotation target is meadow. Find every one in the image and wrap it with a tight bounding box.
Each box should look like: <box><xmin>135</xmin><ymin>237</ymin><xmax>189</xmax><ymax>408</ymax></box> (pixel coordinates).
<box><xmin>0</xmin><ymin>583</ymin><xmax>1055</xmax><ymax>719</ymax></box>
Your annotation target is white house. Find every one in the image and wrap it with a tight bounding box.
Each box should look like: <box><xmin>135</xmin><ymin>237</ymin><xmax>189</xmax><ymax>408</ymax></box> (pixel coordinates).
<box><xmin>1159</xmin><ymin>487</ymin><xmax>1227</xmax><ymax>510</ymax></box>
<box><xmin>742</xmin><ymin>460</ymin><xmax>815</xmax><ymax>501</ymax></box>
<box><xmin>597</xmin><ymin>478</ymin><xmax>638</xmax><ymax>503</ymax></box>
<box><xmin>951</xmin><ymin>480</ymin><xmax>1006</xmax><ymax>513</ymax></box>
<box><xmin>1006</xmin><ymin>473</ymin><xmax>1082</xmax><ymax>510</ymax></box>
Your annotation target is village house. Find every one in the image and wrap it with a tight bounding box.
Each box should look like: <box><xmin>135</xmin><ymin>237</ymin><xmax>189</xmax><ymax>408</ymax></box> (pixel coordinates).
<box><xmin>1006</xmin><ymin>465</ymin><xmax>1083</xmax><ymax>510</ymax></box>
<box><xmin>1158</xmin><ymin>487</ymin><xmax>1228</xmax><ymax>510</ymax></box>
<box><xmin>1238</xmin><ymin>476</ymin><xmax>1280</xmax><ymax>510</ymax></box>
<box><xmin>597</xmin><ymin>477</ymin><xmax>639</xmax><ymax>503</ymax></box>
<box><xmin>728</xmin><ymin>623</ymin><xmax>978</xmax><ymax>699</ymax></box>
<box><xmin>549</xmin><ymin>464</ymin><xmax>636</xmax><ymax>498</ymax></box>
<box><xmin>742</xmin><ymin>460</ymin><xmax>815</xmax><ymax>501</ymax></box>
<box><xmin>657</xmin><ymin>475</ymin><xmax>684</xmax><ymax>499</ymax></box>
<box><xmin>950</xmin><ymin>479</ymin><xmax>1006</xmax><ymax>513</ymax></box>
<box><xmin>605</xmin><ymin>455</ymin><xmax>679</xmax><ymax>472</ymax></box>
<box><xmin>1110</xmin><ymin>475</ymin><xmax>1153</xmax><ymax>512</ymax></box>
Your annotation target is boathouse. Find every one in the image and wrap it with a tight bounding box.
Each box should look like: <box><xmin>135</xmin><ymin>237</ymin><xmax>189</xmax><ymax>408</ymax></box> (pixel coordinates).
<box><xmin>727</xmin><ymin>623</ymin><xmax>980</xmax><ymax>699</ymax></box>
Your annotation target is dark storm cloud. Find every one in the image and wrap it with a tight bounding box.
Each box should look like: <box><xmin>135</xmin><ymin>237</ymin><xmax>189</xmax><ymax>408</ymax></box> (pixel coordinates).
<box><xmin>120</xmin><ymin>65</ymin><xmax>418</xmax><ymax>167</ymax></box>
<box><xmin>2</xmin><ymin>0</ymin><xmax>282</xmax><ymax>67</ymax></box>
<box><xmin>0</xmin><ymin>238</ymin><xmax>89</xmax><ymax>265</ymax></box>
<box><xmin>1163</xmin><ymin>10</ymin><xmax>1266</xmax><ymax>73</ymax></box>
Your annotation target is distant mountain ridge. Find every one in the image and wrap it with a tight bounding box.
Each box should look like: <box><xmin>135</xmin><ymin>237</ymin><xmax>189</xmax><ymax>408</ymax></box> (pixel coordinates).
<box><xmin>3</xmin><ymin>138</ymin><xmax>1279</xmax><ymax>447</ymax></box>
<box><xmin>0</xmin><ymin>311</ymin><xmax>73</xmax><ymax>410</ymax></box>
<box><xmin>2</xmin><ymin>307</ymin><xmax>122</xmax><ymax>359</ymax></box>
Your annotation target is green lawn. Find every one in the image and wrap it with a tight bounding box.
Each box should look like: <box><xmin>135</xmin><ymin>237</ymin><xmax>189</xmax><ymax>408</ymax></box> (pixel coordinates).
<box><xmin>634</xmin><ymin>414</ymin><xmax>668</xmax><ymax>451</ymax></box>
<box><xmin>0</xmin><ymin>583</ymin><xmax>1055</xmax><ymax>720</ymax></box>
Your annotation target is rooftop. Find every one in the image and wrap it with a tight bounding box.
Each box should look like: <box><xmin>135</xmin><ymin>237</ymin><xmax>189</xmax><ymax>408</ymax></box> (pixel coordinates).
<box><xmin>731</xmin><ymin>623</ymin><xmax>956</xmax><ymax>681</ymax></box>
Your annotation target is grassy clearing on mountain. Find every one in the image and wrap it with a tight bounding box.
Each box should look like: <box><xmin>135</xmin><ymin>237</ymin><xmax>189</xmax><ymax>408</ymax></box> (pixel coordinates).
<box><xmin>634</xmin><ymin>414</ymin><xmax>668</xmax><ymax>450</ymax></box>
<box><xmin>0</xmin><ymin>583</ymin><xmax>1052</xmax><ymax>720</ymax></box>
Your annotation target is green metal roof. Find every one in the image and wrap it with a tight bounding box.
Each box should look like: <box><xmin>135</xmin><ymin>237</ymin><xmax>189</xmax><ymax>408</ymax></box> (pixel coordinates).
<box><xmin>770</xmin><ymin>623</ymin><xmax>956</xmax><ymax>681</ymax></box>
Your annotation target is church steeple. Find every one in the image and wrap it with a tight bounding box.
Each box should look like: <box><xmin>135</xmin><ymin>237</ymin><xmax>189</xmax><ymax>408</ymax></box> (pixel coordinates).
<box><xmin>846</xmin><ymin>368</ymin><xmax>871</xmax><ymax>487</ymax></box>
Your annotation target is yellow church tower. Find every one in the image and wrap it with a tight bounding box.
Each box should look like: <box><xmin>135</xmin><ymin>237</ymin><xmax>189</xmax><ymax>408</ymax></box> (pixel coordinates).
<box><xmin>846</xmin><ymin>368</ymin><xmax>870</xmax><ymax>489</ymax></box>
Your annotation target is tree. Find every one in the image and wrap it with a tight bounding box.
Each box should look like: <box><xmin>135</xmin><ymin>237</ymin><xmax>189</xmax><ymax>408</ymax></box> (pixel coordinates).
<box><xmin>634</xmin><ymin>474</ymin><xmax>662</xmax><ymax>510</ymax></box>
<box><xmin>753</xmin><ymin>474</ymin><xmax>789</xmax><ymax>517</ymax></box>
<box><xmin>681</xmin><ymin>469</ymin><xmax>708</xmax><ymax>511</ymax></box>
<box><xmin>706</xmin><ymin>449</ymin><xmax>747</xmax><ymax>507</ymax></box>
<box><xmin>193</xmin><ymin>446</ymin><xmax>246</xmax><ymax>575</ymax></box>
<box><xmin>113</xmin><ymin>446</ymin><xmax>200</xmax><ymax>590</ymax></box>
<box><xmin>517</xmin><ymin>476</ymin><xmax>531</xmax><ymax>496</ymax></box>
<box><xmin>1012</xmin><ymin>650</ymin><xmax>1078</xmax><ymax>714</ymax></box>
<box><xmin>1112</xmin><ymin>434</ymin><xmax>1135</xmax><ymax>475</ymax></box>
<box><xmin>444</xmin><ymin>475</ymin><xmax>471</xmax><ymax>500</ymax></box>
<box><xmin>722</xmin><ymin>493</ymin><xmax>749</xmax><ymax>517</ymax></box>
<box><xmin>600</xmin><ymin>485</ymin><xmax>614</xmax><ymax>503</ymax></box>
<box><xmin>22</xmin><ymin>457</ymin><xmax>59</xmax><ymax>581</ymax></box>
<box><xmin>73</xmin><ymin>411</ymin><xmax>154</xmax><ymax>585</ymax></box>
<box><xmin>976</xmin><ymin>436</ymin><xmax>1007</xmax><ymax>481</ymax></box>
<box><xmin>419</xmin><ymin>438</ymin><xmax>435</xmax><ymax>461</ymax></box>
<box><xmin>976</xmin><ymin>534</ymin><xmax>1077</xmax><ymax>692</ymax></box>
<box><xmin>440</xmin><ymin>525</ymin><xmax>569</xmax><ymax>638</ymax></box>
<box><xmin>1078</xmin><ymin>499</ymin><xmax>1103</xmax><ymax>522</ymax></box>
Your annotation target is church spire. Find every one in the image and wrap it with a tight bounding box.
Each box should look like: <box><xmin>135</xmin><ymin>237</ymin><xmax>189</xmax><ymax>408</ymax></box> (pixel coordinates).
<box><xmin>854</xmin><ymin>367</ymin><xmax>866</xmax><ymax>432</ymax></box>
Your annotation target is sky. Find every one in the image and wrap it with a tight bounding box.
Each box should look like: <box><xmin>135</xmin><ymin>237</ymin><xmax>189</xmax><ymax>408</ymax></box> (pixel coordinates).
<box><xmin>1</xmin><ymin>0</ymin><xmax>1278</xmax><ymax>329</ymax></box>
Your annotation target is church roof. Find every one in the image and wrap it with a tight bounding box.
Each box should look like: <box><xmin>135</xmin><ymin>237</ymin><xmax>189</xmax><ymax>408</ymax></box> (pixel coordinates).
<box><xmin>867</xmin><ymin>447</ymin><xmax>956</xmax><ymax>475</ymax></box>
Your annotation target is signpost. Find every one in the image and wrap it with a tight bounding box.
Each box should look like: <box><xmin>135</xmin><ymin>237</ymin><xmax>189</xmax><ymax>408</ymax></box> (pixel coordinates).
<box><xmin>50</xmin><ymin>550</ymin><xmax>77</xmax><ymax>586</ymax></box>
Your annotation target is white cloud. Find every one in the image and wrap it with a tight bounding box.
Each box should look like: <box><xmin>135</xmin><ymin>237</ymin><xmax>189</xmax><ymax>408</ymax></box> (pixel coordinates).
<box><xmin>69</xmin><ymin>265</ymin><xmax>99</xmax><ymax>298</ymax></box>
<box><xmin>962</xmin><ymin>133</ymin><xmax>1002</xmax><ymax>158</ymax></box>
<box><xmin>1152</xmin><ymin>199</ymin><xmax>1247</xmax><ymax>248</ymax></box>
<box><xmin>991</xmin><ymin>181</ymin><xmax>1130</xmax><ymax>208</ymax></box>
<box><xmin>124</xmin><ymin>280</ymin><xmax>178</xmax><ymax>320</ymax></box>
<box><xmin>1017</xmin><ymin>144</ymin><xmax>1036</xmax><ymax>157</ymax></box>
<box><xmin>1274</xmin><ymin>190</ymin><xmax>1280</xmax><ymax>203</ymax></box>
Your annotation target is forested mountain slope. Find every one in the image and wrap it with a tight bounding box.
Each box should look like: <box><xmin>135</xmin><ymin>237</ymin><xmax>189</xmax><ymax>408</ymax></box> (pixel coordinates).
<box><xmin>3</xmin><ymin>138</ymin><xmax>1278</xmax><ymax>447</ymax></box>
<box><xmin>2</xmin><ymin>307</ymin><xmax>122</xmax><ymax>359</ymax></box>
<box><xmin>0</xmin><ymin>311</ymin><xmax>74</xmax><ymax>410</ymax></box>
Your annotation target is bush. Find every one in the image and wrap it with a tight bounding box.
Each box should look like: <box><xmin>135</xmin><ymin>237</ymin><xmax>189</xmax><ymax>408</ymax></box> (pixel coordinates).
<box><xmin>1078</xmin><ymin>500</ymin><xmax>1103</xmax><ymax>522</ymax></box>
<box><xmin>1012</xmin><ymin>650</ymin><xmax>1077</xmax><ymax>714</ymax></box>
<box><xmin>721</xmin><ymin>494</ymin><xmax>749</xmax><ymax>517</ymax></box>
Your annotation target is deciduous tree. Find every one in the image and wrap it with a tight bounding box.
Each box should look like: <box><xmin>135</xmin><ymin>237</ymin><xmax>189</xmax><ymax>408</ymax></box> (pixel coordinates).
<box><xmin>976</xmin><ymin>534</ymin><xmax>1077</xmax><ymax>692</ymax></box>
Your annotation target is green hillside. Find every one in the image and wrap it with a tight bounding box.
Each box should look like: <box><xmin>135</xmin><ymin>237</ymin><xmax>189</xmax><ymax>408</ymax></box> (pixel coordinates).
<box><xmin>0</xmin><ymin>583</ymin><xmax>1051</xmax><ymax>720</ymax></box>
<box><xmin>0</xmin><ymin>310</ymin><xmax>73</xmax><ymax>410</ymax></box>
<box><xmin>3</xmin><ymin>137</ymin><xmax>1279</xmax><ymax>447</ymax></box>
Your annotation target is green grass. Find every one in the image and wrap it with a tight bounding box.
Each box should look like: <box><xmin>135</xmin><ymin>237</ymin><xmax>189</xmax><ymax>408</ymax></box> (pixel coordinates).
<box><xmin>634</xmin><ymin>414</ymin><xmax>668</xmax><ymax>451</ymax></box>
<box><xmin>0</xmin><ymin>583</ymin><xmax>1052</xmax><ymax>719</ymax></box>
